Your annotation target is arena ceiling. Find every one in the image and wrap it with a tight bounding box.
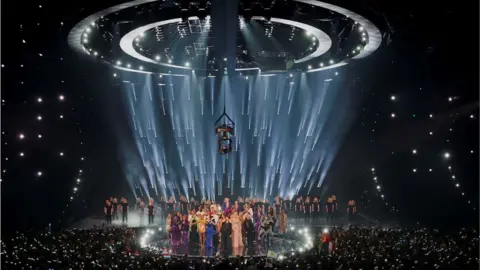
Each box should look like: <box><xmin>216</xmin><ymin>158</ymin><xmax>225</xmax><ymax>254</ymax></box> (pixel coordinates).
<box><xmin>68</xmin><ymin>0</ymin><xmax>381</xmax><ymax>76</ymax></box>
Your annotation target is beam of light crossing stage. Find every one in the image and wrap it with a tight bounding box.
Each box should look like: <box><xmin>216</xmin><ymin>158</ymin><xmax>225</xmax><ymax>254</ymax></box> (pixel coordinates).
<box><xmin>116</xmin><ymin>70</ymin><xmax>356</xmax><ymax>201</ymax></box>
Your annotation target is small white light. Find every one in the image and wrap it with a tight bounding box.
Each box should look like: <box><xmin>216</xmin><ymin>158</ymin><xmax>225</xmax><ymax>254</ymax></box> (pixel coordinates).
<box><xmin>185</xmin><ymin>62</ymin><xmax>190</xmax><ymax>67</ymax></box>
<box><xmin>37</xmin><ymin>134</ymin><xmax>42</xmax><ymax>139</ymax></box>
<box><xmin>116</xmin><ymin>61</ymin><xmax>122</xmax><ymax>65</ymax></box>
<box><xmin>73</xmin><ymin>187</ymin><xmax>78</xmax><ymax>192</ymax></box>
<box><xmin>37</xmin><ymin>115</ymin><xmax>42</xmax><ymax>121</ymax></box>
<box><xmin>19</xmin><ymin>134</ymin><xmax>25</xmax><ymax>140</ymax></box>
<box><xmin>77</xmin><ymin>178</ymin><xmax>81</xmax><ymax>183</ymax></box>
<box><xmin>444</xmin><ymin>152</ymin><xmax>450</xmax><ymax>159</ymax></box>
<box><xmin>113</xmin><ymin>73</ymin><xmax>117</xmax><ymax>77</ymax></box>
<box><xmin>60</xmin><ymin>115</ymin><xmax>64</xmax><ymax>119</ymax></box>
<box><xmin>155</xmin><ymin>55</ymin><xmax>161</xmax><ymax>61</ymax></box>
<box><xmin>429</xmin><ymin>132</ymin><xmax>433</xmax><ymax>135</ymax></box>
<box><xmin>376</xmin><ymin>185</ymin><xmax>381</xmax><ymax>190</ymax></box>
<box><xmin>391</xmin><ymin>95</ymin><xmax>396</xmax><ymax>101</ymax></box>
<box><xmin>19</xmin><ymin>152</ymin><xmax>24</xmax><ymax>157</ymax></box>
<box><xmin>455</xmin><ymin>183</ymin><xmax>459</xmax><ymax>187</ymax></box>
<box><xmin>319</xmin><ymin>62</ymin><xmax>324</xmax><ymax>67</ymax></box>
<box><xmin>448</xmin><ymin>97</ymin><xmax>453</xmax><ymax>102</ymax></box>
<box><xmin>139</xmin><ymin>66</ymin><xmax>144</xmax><ymax>70</ymax></box>
<box><xmin>37</xmin><ymin>98</ymin><xmax>43</xmax><ymax>103</ymax></box>
<box><xmin>391</xmin><ymin>113</ymin><xmax>396</xmax><ymax>118</ymax></box>
<box><xmin>413</xmin><ymin>168</ymin><xmax>417</xmax><ymax>172</ymax></box>
<box><xmin>127</xmin><ymin>64</ymin><xmax>131</xmax><ymax>68</ymax></box>
<box><xmin>329</xmin><ymin>59</ymin><xmax>334</xmax><ymax>64</ymax></box>
<box><xmin>168</xmin><ymin>59</ymin><xmax>172</xmax><ymax>64</ymax></box>
<box><xmin>223</xmin><ymin>58</ymin><xmax>227</xmax><ymax>61</ymax></box>
<box><xmin>308</xmin><ymin>65</ymin><xmax>312</xmax><ymax>70</ymax></box>
<box><xmin>60</xmin><ymin>152</ymin><xmax>64</xmax><ymax>156</ymax></box>
<box><xmin>335</xmin><ymin>72</ymin><xmax>338</xmax><ymax>75</ymax></box>
<box><xmin>371</xmin><ymin>168</ymin><xmax>375</xmax><ymax>172</ymax></box>
<box><xmin>412</xmin><ymin>149</ymin><xmax>417</xmax><ymax>154</ymax></box>
<box><xmin>37</xmin><ymin>171</ymin><xmax>42</xmax><ymax>176</ymax></box>
<box><xmin>59</xmin><ymin>95</ymin><xmax>65</xmax><ymax>101</ymax></box>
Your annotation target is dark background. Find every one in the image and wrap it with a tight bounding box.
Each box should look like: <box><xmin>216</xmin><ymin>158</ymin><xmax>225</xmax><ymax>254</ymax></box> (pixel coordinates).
<box><xmin>1</xmin><ymin>0</ymin><xmax>478</xmax><ymax>233</ymax></box>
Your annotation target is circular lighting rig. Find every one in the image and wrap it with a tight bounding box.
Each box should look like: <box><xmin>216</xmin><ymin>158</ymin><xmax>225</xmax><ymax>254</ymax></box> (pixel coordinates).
<box><xmin>68</xmin><ymin>0</ymin><xmax>381</xmax><ymax>76</ymax></box>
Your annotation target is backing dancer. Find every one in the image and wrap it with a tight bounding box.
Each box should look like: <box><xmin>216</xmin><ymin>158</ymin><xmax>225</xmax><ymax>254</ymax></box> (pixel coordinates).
<box><xmin>147</xmin><ymin>199</ymin><xmax>155</xmax><ymax>225</ymax></box>
<box><xmin>312</xmin><ymin>197</ymin><xmax>320</xmax><ymax>221</ymax></box>
<box><xmin>159</xmin><ymin>196</ymin><xmax>166</xmax><ymax>220</ymax></box>
<box><xmin>347</xmin><ymin>200</ymin><xmax>357</xmax><ymax>223</ymax></box>
<box><xmin>325</xmin><ymin>197</ymin><xmax>334</xmax><ymax>223</ymax></box>
<box><xmin>303</xmin><ymin>196</ymin><xmax>312</xmax><ymax>223</ymax></box>
<box><xmin>283</xmin><ymin>196</ymin><xmax>292</xmax><ymax>214</ymax></box>
<box><xmin>112</xmin><ymin>198</ymin><xmax>119</xmax><ymax>221</ymax></box>
<box><xmin>180</xmin><ymin>196</ymin><xmax>189</xmax><ymax>215</ymax></box>
<box><xmin>121</xmin><ymin>197</ymin><xmax>129</xmax><ymax>224</ymax></box>
<box><xmin>331</xmin><ymin>194</ymin><xmax>338</xmax><ymax>220</ymax></box>
<box><xmin>295</xmin><ymin>197</ymin><xmax>302</xmax><ymax>221</ymax></box>
<box><xmin>167</xmin><ymin>197</ymin><xmax>175</xmax><ymax>216</ymax></box>
<box><xmin>104</xmin><ymin>200</ymin><xmax>113</xmax><ymax>225</ymax></box>
<box><xmin>274</xmin><ymin>196</ymin><xmax>282</xmax><ymax>217</ymax></box>
<box><xmin>138</xmin><ymin>200</ymin><xmax>145</xmax><ymax>225</ymax></box>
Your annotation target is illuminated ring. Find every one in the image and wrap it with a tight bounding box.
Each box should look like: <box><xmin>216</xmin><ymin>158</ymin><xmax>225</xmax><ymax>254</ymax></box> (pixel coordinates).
<box><xmin>119</xmin><ymin>16</ymin><xmax>331</xmax><ymax>70</ymax></box>
<box><xmin>250</xmin><ymin>16</ymin><xmax>331</xmax><ymax>64</ymax></box>
<box><xmin>68</xmin><ymin>0</ymin><xmax>381</xmax><ymax>74</ymax></box>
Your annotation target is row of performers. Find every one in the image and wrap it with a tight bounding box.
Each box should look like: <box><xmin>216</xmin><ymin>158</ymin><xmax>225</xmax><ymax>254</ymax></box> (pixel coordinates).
<box><xmin>164</xmin><ymin>204</ymin><xmax>285</xmax><ymax>255</ymax></box>
<box><xmin>104</xmin><ymin>195</ymin><xmax>358</xmax><ymax>224</ymax></box>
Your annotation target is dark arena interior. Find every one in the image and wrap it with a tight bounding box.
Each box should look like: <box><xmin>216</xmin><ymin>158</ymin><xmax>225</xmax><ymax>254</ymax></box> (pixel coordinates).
<box><xmin>1</xmin><ymin>0</ymin><xmax>479</xmax><ymax>269</ymax></box>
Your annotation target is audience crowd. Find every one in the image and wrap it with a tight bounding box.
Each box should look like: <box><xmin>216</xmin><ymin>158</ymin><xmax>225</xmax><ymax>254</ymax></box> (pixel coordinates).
<box><xmin>1</xmin><ymin>226</ymin><xmax>478</xmax><ymax>269</ymax></box>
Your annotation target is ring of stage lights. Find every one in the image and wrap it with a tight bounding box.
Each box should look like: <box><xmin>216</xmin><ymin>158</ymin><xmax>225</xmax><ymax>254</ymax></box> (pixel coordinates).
<box><xmin>119</xmin><ymin>16</ymin><xmax>332</xmax><ymax>70</ymax></box>
<box><xmin>68</xmin><ymin>0</ymin><xmax>381</xmax><ymax>75</ymax></box>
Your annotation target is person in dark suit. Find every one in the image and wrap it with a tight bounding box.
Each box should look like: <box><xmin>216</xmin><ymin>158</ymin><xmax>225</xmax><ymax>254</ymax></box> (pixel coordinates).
<box><xmin>244</xmin><ymin>213</ymin><xmax>255</xmax><ymax>255</ymax></box>
<box><xmin>220</xmin><ymin>215</ymin><xmax>232</xmax><ymax>257</ymax></box>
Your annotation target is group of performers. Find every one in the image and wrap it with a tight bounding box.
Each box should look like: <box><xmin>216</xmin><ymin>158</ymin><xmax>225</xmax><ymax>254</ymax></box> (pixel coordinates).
<box><xmin>163</xmin><ymin>196</ymin><xmax>284</xmax><ymax>256</ymax></box>
<box><xmin>104</xmin><ymin>194</ymin><xmax>358</xmax><ymax>227</ymax></box>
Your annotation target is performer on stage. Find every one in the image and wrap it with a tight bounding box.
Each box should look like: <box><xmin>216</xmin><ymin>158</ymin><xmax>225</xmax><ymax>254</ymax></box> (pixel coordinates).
<box><xmin>312</xmin><ymin>196</ymin><xmax>320</xmax><ymax>221</ymax></box>
<box><xmin>180</xmin><ymin>196</ymin><xmax>189</xmax><ymax>215</ymax></box>
<box><xmin>263</xmin><ymin>199</ymin><xmax>270</xmax><ymax>214</ymax></box>
<box><xmin>331</xmin><ymin>194</ymin><xmax>338</xmax><ymax>220</ymax></box>
<box><xmin>237</xmin><ymin>197</ymin><xmax>244</xmax><ymax>212</ymax></box>
<box><xmin>230</xmin><ymin>210</ymin><xmax>243</xmax><ymax>250</ymax></box>
<box><xmin>244</xmin><ymin>213</ymin><xmax>255</xmax><ymax>255</ymax></box>
<box><xmin>347</xmin><ymin>200</ymin><xmax>357</xmax><ymax>223</ymax></box>
<box><xmin>147</xmin><ymin>199</ymin><xmax>155</xmax><ymax>225</ymax></box>
<box><xmin>205</xmin><ymin>217</ymin><xmax>216</xmax><ymax>248</ymax></box>
<box><xmin>197</xmin><ymin>212</ymin><xmax>207</xmax><ymax>248</ymax></box>
<box><xmin>274</xmin><ymin>196</ymin><xmax>282</xmax><ymax>217</ymax></box>
<box><xmin>295</xmin><ymin>197</ymin><xmax>302</xmax><ymax>220</ymax></box>
<box><xmin>220</xmin><ymin>215</ymin><xmax>232</xmax><ymax>257</ymax></box>
<box><xmin>181</xmin><ymin>214</ymin><xmax>189</xmax><ymax>246</ymax></box>
<box><xmin>159</xmin><ymin>196</ymin><xmax>166</xmax><ymax>220</ymax></box>
<box><xmin>325</xmin><ymin>197</ymin><xmax>334</xmax><ymax>223</ymax></box>
<box><xmin>104</xmin><ymin>199</ymin><xmax>113</xmax><ymax>225</ymax></box>
<box><xmin>278</xmin><ymin>209</ymin><xmax>288</xmax><ymax>234</ymax></box>
<box><xmin>167</xmin><ymin>197</ymin><xmax>175</xmax><ymax>216</ymax></box>
<box><xmin>171</xmin><ymin>213</ymin><xmax>181</xmax><ymax>247</ymax></box>
<box><xmin>283</xmin><ymin>196</ymin><xmax>291</xmax><ymax>214</ymax></box>
<box><xmin>121</xmin><ymin>197</ymin><xmax>129</xmax><ymax>224</ymax></box>
<box><xmin>304</xmin><ymin>196</ymin><xmax>312</xmax><ymax>223</ymax></box>
<box><xmin>189</xmin><ymin>197</ymin><xmax>197</xmax><ymax>212</ymax></box>
<box><xmin>189</xmin><ymin>212</ymin><xmax>199</xmax><ymax>251</ymax></box>
<box><xmin>166</xmin><ymin>214</ymin><xmax>172</xmax><ymax>244</ymax></box>
<box><xmin>138</xmin><ymin>200</ymin><xmax>145</xmax><ymax>225</ymax></box>
<box><xmin>112</xmin><ymin>198</ymin><xmax>119</xmax><ymax>221</ymax></box>
<box><xmin>223</xmin><ymin>197</ymin><xmax>231</xmax><ymax>216</ymax></box>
